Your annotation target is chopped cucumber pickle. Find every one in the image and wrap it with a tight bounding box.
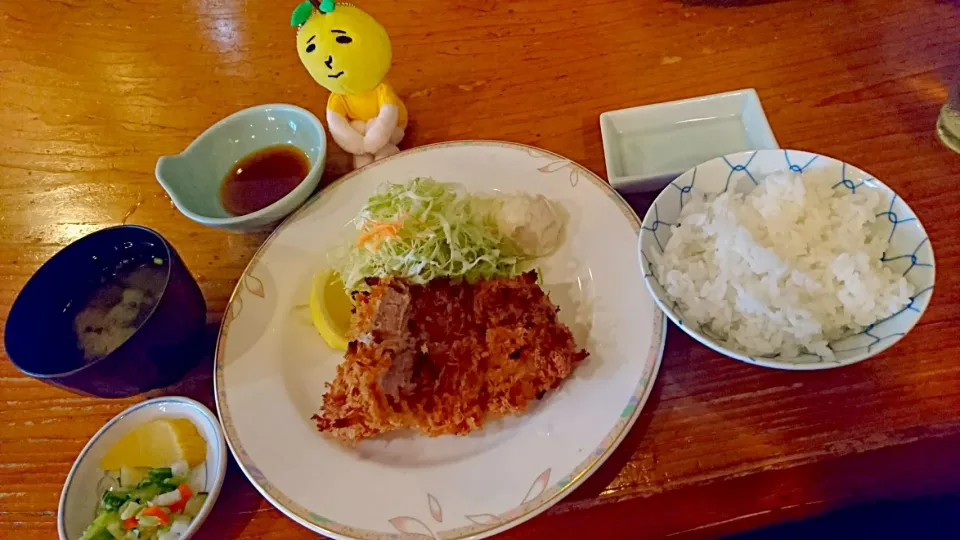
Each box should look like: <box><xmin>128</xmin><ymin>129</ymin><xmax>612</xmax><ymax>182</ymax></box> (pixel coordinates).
<box><xmin>79</xmin><ymin>464</ymin><xmax>205</xmax><ymax>540</ymax></box>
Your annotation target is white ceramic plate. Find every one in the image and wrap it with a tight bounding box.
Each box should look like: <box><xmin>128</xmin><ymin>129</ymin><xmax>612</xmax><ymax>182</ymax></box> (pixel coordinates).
<box><xmin>59</xmin><ymin>397</ymin><xmax>227</xmax><ymax>540</ymax></box>
<box><xmin>639</xmin><ymin>149</ymin><xmax>935</xmax><ymax>370</ymax></box>
<box><xmin>215</xmin><ymin>141</ymin><xmax>666</xmax><ymax>539</ymax></box>
<box><xmin>600</xmin><ymin>89</ymin><xmax>779</xmax><ymax>192</ymax></box>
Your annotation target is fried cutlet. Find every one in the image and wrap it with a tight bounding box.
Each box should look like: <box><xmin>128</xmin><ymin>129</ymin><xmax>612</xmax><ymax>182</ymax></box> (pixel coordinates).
<box><xmin>311</xmin><ymin>272</ymin><xmax>587</xmax><ymax>443</ymax></box>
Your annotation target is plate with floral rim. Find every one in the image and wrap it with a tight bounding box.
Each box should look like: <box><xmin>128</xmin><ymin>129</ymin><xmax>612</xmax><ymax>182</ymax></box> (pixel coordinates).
<box><xmin>214</xmin><ymin>140</ymin><xmax>666</xmax><ymax>539</ymax></box>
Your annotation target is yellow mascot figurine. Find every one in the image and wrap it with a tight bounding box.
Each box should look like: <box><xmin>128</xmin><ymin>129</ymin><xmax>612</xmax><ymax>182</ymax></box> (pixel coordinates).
<box><xmin>291</xmin><ymin>0</ymin><xmax>407</xmax><ymax>169</ymax></box>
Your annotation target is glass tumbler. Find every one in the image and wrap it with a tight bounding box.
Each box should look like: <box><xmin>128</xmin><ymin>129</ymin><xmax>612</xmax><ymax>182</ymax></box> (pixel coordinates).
<box><xmin>937</xmin><ymin>72</ymin><xmax>960</xmax><ymax>153</ymax></box>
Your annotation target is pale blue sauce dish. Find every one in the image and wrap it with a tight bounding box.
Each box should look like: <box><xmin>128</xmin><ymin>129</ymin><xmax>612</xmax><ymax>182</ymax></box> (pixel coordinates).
<box><xmin>155</xmin><ymin>104</ymin><xmax>327</xmax><ymax>232</ymax></box>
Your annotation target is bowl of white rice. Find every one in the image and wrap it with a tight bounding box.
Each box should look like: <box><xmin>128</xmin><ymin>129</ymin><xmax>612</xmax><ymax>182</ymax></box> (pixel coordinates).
<box><xmin>639</xmin><ymin>149</ymin><xmax>935</xmax><ymax>370</ymax></box>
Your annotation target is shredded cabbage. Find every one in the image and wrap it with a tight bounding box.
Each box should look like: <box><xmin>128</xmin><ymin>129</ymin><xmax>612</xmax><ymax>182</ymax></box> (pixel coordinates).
<box><xmin>336</xmin><ymin>178</ymin><xmax>526</xmax><ymax>291</ymax></box>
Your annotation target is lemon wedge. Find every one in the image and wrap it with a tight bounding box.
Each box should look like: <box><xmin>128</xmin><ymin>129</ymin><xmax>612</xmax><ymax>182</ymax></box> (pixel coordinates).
<box><xmin>310</xmin><ymin>269</ymin><xmax>353</xmax><ymax>351</ymax></box>
<box><xmin>100</xmin><ymin>418</ymin><xmax>206</xmax><ymax>470</ymax></box>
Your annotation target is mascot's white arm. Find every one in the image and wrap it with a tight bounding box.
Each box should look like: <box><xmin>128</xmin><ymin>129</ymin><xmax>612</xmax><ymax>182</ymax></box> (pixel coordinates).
<box><xmin>362</xmin><ymin>104</ymin><xmax>399</xmax><ymax>154</ymax></box>
<box><xmin>326</xmin><ymin>109</ymin><xmax>366</xmax><ymax>155</ymax></box>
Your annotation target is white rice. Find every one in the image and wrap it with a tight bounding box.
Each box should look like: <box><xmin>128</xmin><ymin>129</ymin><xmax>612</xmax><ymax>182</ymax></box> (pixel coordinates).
<box><xmin>656</xmin><ymin>171</ymin><xmax>913</xmax><ymax>358</ymax></box>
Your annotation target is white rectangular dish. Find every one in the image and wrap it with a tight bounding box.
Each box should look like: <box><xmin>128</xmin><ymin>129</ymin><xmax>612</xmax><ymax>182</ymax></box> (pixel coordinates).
<box><xmin>600</xmin><ymin>88</ymin><xmax>779</xmax><ymax>192</ymax></box>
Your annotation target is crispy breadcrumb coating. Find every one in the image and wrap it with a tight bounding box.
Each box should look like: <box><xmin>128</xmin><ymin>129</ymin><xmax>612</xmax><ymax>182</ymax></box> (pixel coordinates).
<box><xmin>311</xmin><ymin>272</ymin><xmax>587</xmax><ymax>443</ymax></box>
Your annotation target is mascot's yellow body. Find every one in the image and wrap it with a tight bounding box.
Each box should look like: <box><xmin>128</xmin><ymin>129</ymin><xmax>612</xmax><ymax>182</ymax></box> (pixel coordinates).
<box><xmin>292</xmin><ymin>0</ymin><xmax>407</xmax><ymax>169</ymax></box>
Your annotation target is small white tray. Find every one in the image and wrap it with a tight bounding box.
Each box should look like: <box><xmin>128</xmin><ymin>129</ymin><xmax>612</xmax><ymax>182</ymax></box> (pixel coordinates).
<box><xmin>600</xmin><ymin>89</ymin><xmax>779</xmax><ymax>192</ymax></box>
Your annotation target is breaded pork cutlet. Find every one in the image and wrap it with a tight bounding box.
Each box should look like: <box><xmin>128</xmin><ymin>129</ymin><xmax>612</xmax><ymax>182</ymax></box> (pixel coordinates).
<box><xmin>311</xmin><ymin>272</ymin><xmax>587</xmax><ymax>443</ymax></box>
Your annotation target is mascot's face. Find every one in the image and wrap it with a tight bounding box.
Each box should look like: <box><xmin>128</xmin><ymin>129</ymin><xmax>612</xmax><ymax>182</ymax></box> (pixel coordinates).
<box><xmin>296</xmin><ymin>4</ymin><xmax>392</xmax><ymax>95</ymax></box>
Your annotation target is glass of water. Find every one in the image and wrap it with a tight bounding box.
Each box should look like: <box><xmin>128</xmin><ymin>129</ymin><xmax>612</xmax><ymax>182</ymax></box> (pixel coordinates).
<box><xmin>938</xmin><ymin>72</ymin><xmax>960</xmax><ymax>153</ymax></box>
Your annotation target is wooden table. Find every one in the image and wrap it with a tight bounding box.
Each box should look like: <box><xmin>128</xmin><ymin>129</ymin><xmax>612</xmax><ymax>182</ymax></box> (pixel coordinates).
<box><xmin>2</xmin><ymin>0</ymin><xmax>959</xmax><ymax>537</ymax></box>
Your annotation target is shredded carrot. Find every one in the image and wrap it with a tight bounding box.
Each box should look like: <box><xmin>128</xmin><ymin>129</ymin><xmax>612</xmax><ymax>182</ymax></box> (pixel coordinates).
<box><xmin>356</xmin><ymin>220</ymin><xmax>405</xmax><ymax>249</ymax></box>
<box><xmin>167</xmin><ymin>483</ymin><xmax>193</xmax><ymax>514</ymax></box>
<box><xmin>141</xmin><ymin>506</ymin><xmax>170</xmax><ymax>525</ymax></box>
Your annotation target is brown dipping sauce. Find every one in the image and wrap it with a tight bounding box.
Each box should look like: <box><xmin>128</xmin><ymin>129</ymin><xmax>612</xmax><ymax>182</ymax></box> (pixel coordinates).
<box><xmin>219</xmin><ymin>144</ymin><xmax>311</xmax><ymax>216</ymax></box>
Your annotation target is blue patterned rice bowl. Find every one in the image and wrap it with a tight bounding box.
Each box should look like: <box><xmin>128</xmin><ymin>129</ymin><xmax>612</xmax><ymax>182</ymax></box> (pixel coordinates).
<box><xmin>638</xmin><ymin>149</ymin><xmax>935</xmax><ymax>370</ymax></box>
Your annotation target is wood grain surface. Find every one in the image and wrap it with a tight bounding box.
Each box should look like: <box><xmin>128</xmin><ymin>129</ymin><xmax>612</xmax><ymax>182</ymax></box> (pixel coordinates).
<box><xmin>2</xmin><ymin>0</ymin><xmax>960</xmax><ymax>538</ymax></box>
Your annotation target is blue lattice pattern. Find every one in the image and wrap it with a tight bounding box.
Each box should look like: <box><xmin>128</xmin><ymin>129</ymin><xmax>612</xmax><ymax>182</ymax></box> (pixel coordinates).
<box><xmin>638</xmin><ymin>150</ymin><xmax>935</xmax><ymax>370</ymax></box>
